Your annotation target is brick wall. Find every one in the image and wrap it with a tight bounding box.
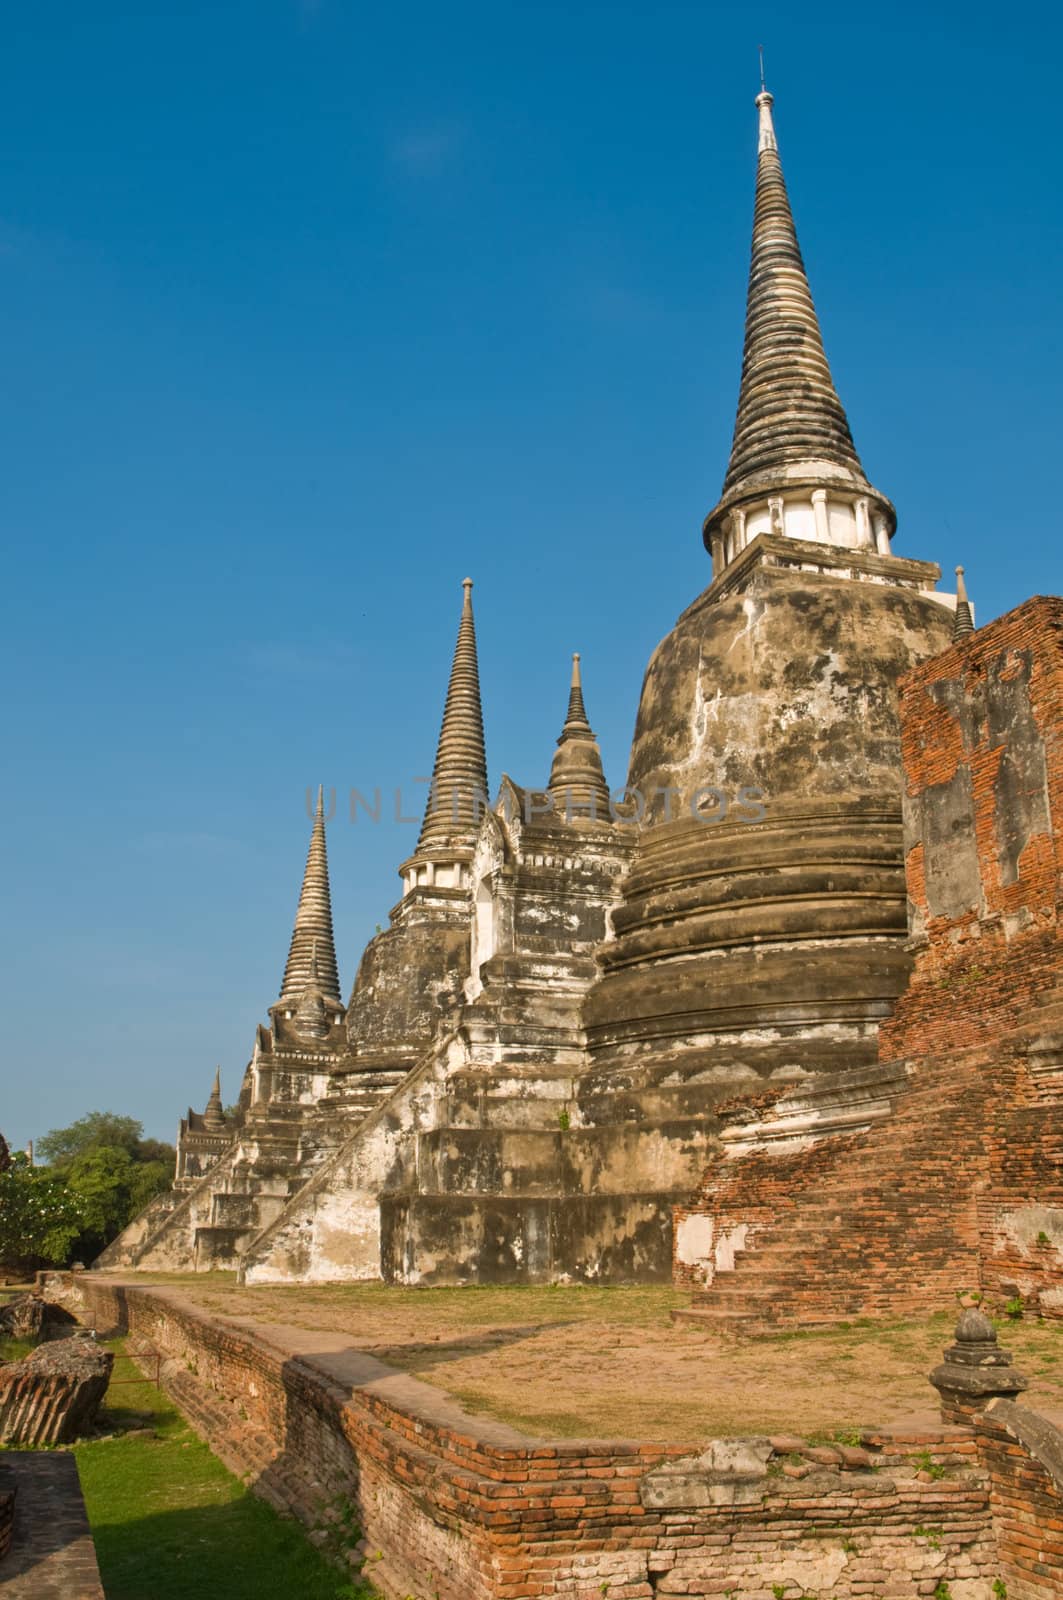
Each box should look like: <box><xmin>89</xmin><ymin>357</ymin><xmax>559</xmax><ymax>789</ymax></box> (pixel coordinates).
<box><xmin>977</xmin><ymin>1401</ymin><xmax>1063</xmax><ymax>1600</ymax></box>
<box><xmin>674</xmin><ymin>596</ymin><xmax>1063</xmax><ymax>1329</ymax></box>
<box><xmin>42</xmin><ymin>1273</ymin><xmax>1022</xmax><ymax>1600</ymax></box>
<box><xmin>880</xmin><ymin>594</ymin><xmax>1063</xmax><ymax>1060</ymax></box>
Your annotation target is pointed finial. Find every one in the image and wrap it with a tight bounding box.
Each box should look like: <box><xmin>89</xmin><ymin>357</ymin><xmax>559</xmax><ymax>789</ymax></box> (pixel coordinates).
<box><xmin>703</xmin><ymin>64</ymin><xmax>893</xmax><ymax>560</ymax></box>
<box><xmin>755</xmin><ymin>62</ymin><xmax>776</xmax><ymax>151</ymax></box>
<box><xmin>414</xmin><ymin>574</ymin><xmax>488</xmax><ymax>857</ymax></box>
<box><xmin>549</xmin><ymin>649</ymin><xmax>611</xmax><ymax>817</ymax></box>
<box><xmin>278</xmin><ymin>783</ymin><xmax>343</xmax><ymax>1004</ymax></box>
<box><xmin>564</xmin><ymin>650</ymin><xmax>591</xmax><ymax>731</ymax></box>
<box><xmin>953</xmin><ymin>565</ymin><xmax>975</xmax><ymax>640</ymax></box>
<box><xmin>204</xmin><ymin>1066</ymin><xmax>225</xmax><ymax>1130</ymax></box>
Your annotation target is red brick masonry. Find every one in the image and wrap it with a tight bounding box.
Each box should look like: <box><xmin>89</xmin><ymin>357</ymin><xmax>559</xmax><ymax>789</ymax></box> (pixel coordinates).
<box><xmin>675</xmin><ymin>596</ymin><xmax>1063</xmax><ymax>1329</ymax></box>
<box><xmin>41</xmin><ymin>1273</ymin><xmax>1063</xmax><ymax>1600</ymax></box>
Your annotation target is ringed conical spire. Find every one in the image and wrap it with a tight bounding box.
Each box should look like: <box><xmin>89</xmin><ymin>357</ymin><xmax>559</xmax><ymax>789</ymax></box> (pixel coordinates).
<box><xmin>953</xmin><ymin>566</ymin><xmax>975</xmax><ymax>639</ymax></box>
<box><xmin>416</xmin><ymin>578</ymin><xmax>489</xmax><ymax>854</ymax></box>
<box><xmin>703</xmin><ymin>83</ymin><xmax>895</xmax><ymax>571</ymax></box>
<box><xmin>203</xmin><ymin>1067</ymin><xmax>225</xmax><ymax>1131</ymax></box>
<box><xmin>278</xmin><ymin>785</ymin><xmax>342</xmax><ymax>1005</ymax></box>
<box><xmin>548</xmin><ymin>653</ymin><xmax>612</xmax><ymax>820</ymax></box>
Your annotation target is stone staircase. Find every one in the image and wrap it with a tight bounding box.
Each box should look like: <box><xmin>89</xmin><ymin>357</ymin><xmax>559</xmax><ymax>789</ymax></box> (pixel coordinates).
<box><xmin>673</xmin><ymin>1053</ymin><xmax>990</xmax><ymax>1333</ymax></box>
<box><xmin>673</xmin><ymin>995</ymin><xmax>1063</xmax><ymax>1334</ymax></box>
<box><xmin>191</xmin><ymin>1068</ymin><xmax>408</xmax><ymax>1269</ymax></box>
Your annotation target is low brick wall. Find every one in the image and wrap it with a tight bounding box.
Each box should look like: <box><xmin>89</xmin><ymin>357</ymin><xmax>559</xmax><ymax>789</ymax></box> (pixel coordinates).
<box><xmin>977</xmin><ymin>1401</ymin><xmax>1063</xmax><ymax>1600</ymax></box>
<box><xmin>43</xmin><ymin>1272</ymin><xmax>1058</xmax><ymax>1600</ymax></box>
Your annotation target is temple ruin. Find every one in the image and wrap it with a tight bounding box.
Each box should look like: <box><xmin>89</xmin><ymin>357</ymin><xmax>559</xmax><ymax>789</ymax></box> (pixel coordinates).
<box><xmin>98</xmin><ymin>83</ymin><xmax>1062</xmax><ymax>1319</ymax></box>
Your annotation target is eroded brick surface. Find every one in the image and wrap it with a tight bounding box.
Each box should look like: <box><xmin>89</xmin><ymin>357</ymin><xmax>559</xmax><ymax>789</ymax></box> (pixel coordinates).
<box><xmin>674</xmin><ymin>597</ymin><xmax>1063</xmax><ymax>1331</ymax></box>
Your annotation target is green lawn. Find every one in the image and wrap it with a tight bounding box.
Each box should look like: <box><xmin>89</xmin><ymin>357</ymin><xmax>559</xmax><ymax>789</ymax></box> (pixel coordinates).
<box><xmin>73</xmin><ymin>1344</ymin><xmax>378</xmax><ymax>1600</ymax></box>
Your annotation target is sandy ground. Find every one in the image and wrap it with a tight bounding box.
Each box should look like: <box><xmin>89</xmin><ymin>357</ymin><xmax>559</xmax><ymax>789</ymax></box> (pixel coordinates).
<box><xmin>118</xmin><ymin>1277</ymin><xmax>1063</xmax><ymax>1442</ymax></box>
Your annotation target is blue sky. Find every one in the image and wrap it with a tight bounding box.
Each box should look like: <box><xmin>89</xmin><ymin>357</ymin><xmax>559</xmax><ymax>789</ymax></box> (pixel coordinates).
<box><xmin>2</xmin><ymin>2</ymin><xmax>1061</xmax><ymax>1148</ymax></box>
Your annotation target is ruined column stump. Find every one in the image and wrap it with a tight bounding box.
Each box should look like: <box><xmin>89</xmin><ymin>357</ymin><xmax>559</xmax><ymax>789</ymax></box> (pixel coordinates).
<box><xmin>0</xmin><ymin>1338</ymin><xmax>113</xmax><ymax>1446</ymax></box>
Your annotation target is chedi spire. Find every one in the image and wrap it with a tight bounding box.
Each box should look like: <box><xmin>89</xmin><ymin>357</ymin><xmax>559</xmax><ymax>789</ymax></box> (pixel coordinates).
<box><xmin>548</xmin><ymin>653</ymin><xmax>611</xmax><ymax>821</ymax></box>
<box><xmin>703</xmin><ymin>83</ymin><xmax>895</xmax><ymax>575</ymax></box>
<box><xmin>417</xmin><ymin>578</ymin><xmax>489</xmax><ymax>854</ymax></box>
<box><xmin>278</xmin><ymin>786</ymin><xmax>342</xmax><ymax>1005</ymax></box>
<box><xmin>953</xmin><ymin>566</ymin><xmax>975</xmax><ymax>640</ymax></box>
<box><xmin>203</xmin><ymin>1067</ymin><xmax>225</xmax><ymax>1132</ymax></box>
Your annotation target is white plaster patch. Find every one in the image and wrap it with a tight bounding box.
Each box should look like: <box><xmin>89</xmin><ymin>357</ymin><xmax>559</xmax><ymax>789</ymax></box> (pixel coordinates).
<box><xmin>999</xmin><ymin>1206</ymin><xmax>1063</xmax><ymax>1253</ymax></box>
<box><xmin>675</xmin><ymin>1212</ymin><xmax>714</xmax><ymax>1270</ymax></box>
<box><xmin>713</xmin><ymin>1223</ymin><xmax>748</xmax><ymax>1274</ymax></box>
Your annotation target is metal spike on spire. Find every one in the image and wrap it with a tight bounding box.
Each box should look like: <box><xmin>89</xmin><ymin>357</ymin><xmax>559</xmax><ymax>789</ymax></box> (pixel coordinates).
<box><xmin>953</xmin><ymin>566</ymin><xmax>975</xmax><ymax>639</ymax></box>
<box><xmin>417</xmin><ymin>577</ymin><xmax>489</xmax><ymax>852</ymax></box>
<box><xmin>278</xmin><ymin>784</ymin><xmax>342</xmax><ymax>1004</ymax></box>
<box><xmin>548</xmin><ymin>651</ymin><xmax>612</xmax><ymax>821</ymax></box>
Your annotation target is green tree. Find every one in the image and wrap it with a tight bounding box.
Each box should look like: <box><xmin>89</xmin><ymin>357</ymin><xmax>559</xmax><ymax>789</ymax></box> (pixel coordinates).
<box><xmin>37</xmin><ymin>1111</ymin><xmax>145</xmax><ymax>1167</ymax></box>
<box><xmin>61</xmin><ymin>1147</ymin><xmax>173</xmax><ymax>1256</ymax></box>
<box><xmin>32</xmin><ymin>1111</ymin><xmax>175</xmax><ymax>1263</ymax></box>
<box><xmin>0</xmin><ymin>1152</ymin><xmax>84</xmax><ymax>1274</ymax></box>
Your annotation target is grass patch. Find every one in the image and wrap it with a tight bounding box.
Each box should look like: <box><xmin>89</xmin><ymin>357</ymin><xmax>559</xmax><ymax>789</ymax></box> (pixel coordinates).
<box><xmin>0</xmin><ymin>1337</ymin><xmax>36</xmax><ymax>1362</ymax></box>
<box><xmin>72</xmin><ymin>1343</ymin><xmax>377</xmax><ymax>1600</ymax></box>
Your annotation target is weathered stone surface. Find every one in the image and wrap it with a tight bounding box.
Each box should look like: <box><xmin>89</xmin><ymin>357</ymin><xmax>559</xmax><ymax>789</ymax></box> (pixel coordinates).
<box><xmin>0</xmin><ymin>1337</ymin><xmax>112</xmax><ymax>1445</ymax></box>
<box><xmin>930</xmin><ymin>1309</ymin><xmax>1029</xmax><ymax>1422</ymax></box>
<box><xmin>584</xmin><ymin>542</ymin><xmax>953</xmax><ymax>1082</ymax></box>
<box><xmin>641</xmin><ymin>1438</ymin><xmax>773</xmax><ymax>1508</ymax></box>
<box><xmin>0</xmin><ymin>1294</ymin><xmax>43</xmax><ymax>1342</ymax></box>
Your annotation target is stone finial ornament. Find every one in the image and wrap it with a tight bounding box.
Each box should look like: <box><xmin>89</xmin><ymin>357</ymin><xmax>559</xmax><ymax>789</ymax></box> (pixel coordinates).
<box><xmin>953</xmin><ymin>565</ymin><xmax>975</xmax><ymax>640</ymax></box>
<box><xmin>278</xmin><ymin>784</ymin><xmax>342</xmax><ymax>1007</ymax></box>
<box><xmin>929</xmin><ymin>1307</ymin><xmax>1028</xmax><ymax>1422</ymax></box>
<box><xmin>547</xmin><ymin>652</ymin><xmax>612</xmax><ymax>820</ymax></box>
<box><xmin>416</xmin><ymin>577</ymin><xmax>488</xmax><ymax>854</ymax></box>
<box><xmin>202</xmin><ymin>1067</ymin><xmax>226</xmax><ymax>1132</ymax></box>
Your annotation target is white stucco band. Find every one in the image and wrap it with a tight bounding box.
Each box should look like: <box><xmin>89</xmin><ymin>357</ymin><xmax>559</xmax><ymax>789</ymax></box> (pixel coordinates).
<box><xmin>709</xmin><ymin>487</ymin><xmax>892</xmax><ymax>577</ymax></box>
